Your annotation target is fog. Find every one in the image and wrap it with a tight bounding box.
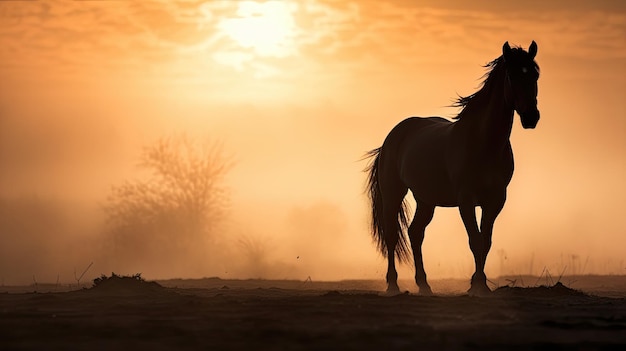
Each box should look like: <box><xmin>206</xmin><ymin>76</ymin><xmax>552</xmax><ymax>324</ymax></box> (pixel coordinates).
<box><xmin>0</xmin><ymin>0</ymin><xmax>624</xmax><ymax>285</ymax></box>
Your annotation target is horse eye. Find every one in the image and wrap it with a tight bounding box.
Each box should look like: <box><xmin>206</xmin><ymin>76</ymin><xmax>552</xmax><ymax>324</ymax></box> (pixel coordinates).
<box><xmin>521</xmin><ymin>67</ymin><xmax>528</xmax><ymax>74</ymax></box>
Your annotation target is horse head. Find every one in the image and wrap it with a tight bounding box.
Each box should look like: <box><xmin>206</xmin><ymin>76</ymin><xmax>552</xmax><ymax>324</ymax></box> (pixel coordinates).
<box><xmin>503</xmin><ymin>41</ymin><xmax>540</xmax><ymax>129</ymax></box>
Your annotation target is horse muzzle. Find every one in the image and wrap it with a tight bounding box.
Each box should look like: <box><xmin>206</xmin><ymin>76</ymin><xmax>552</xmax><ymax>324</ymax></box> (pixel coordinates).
<box><xmin>520</xmin><ymin>109</ymin><xmax>540</xmax><ymax>129</ymax></box>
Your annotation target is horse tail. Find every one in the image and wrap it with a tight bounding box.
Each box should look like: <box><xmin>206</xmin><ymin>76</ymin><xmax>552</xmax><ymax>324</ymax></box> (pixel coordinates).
<box><xmin>364</xmin><ymin>148</ymin><xmax>412</xmax><ymax>264</ymax></box>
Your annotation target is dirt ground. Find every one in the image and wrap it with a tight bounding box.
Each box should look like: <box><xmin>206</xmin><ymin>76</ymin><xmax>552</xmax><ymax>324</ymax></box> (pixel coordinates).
<box><xmin>1</xmin><ymin>275</ymin><xmax>625</xmax><ymax>350</ymax></box>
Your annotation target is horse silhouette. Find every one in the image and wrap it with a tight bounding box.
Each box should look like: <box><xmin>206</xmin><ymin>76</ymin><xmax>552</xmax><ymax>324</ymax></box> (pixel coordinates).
<box><xmin>365</xmin><ymin>41</ymin><xmax>540</xmax><ymax>296</ymax></box>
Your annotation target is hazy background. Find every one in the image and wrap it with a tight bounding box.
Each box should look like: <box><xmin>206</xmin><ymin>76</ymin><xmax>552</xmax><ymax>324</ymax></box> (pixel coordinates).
<box><xmin>1</xmin><ymin>0</ymin><xmax>624</xmax><ymax>285</ymax></box>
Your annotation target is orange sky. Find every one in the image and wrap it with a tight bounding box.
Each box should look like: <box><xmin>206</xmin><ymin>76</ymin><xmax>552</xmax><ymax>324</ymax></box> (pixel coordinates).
<box><xmin>0</xmin><ymin>0</ymin><xmax>624</xmax><ymax>284</ymax></box>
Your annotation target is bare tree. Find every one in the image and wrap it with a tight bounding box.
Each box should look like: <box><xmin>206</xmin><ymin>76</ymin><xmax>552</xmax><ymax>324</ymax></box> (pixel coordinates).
<box><xmin>103</xmin><ymin>136</ymin><xmax>232</xmax><ymax>275</ymax></box>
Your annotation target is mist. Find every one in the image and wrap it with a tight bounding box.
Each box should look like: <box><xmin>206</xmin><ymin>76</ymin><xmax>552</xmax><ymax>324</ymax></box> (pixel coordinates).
<box><xmin>1</xmin><ymin>0</ymin><xmax>624</xmax><ymax>286</ymax></box>
<box><xmin>1</xmin><ymin>94</ymin><xmax>623</xmax><ymax>285</ymax></box>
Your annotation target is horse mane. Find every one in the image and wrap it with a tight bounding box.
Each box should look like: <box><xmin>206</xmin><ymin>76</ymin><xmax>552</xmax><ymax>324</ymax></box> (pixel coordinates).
<box><xmin>452</xmin><ymin>46</ymin><xmax>539</xmax><ymax>120</ymax></box>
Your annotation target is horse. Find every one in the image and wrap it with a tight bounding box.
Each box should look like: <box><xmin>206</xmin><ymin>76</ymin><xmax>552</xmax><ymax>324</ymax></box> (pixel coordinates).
<box><xmin>364</xmin><ymin>41</ymin><xmax>540</xmax><ymax>296</ymax></box>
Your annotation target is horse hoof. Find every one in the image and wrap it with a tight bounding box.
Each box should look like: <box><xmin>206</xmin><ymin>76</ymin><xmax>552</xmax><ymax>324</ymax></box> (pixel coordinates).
<box><xmin>384</xmin><ymin>286</ymin><xmax>402</xmax><ymax>296</ymax></box>
<box><xmin>468</xmin><ymin>284</ymin><xmax>491</xmax><ymax>297</ymax></box>
<box><xmin>418</xmin><ymin>287</ymin><xmax>433</xmax><ymax>296</ymax></box>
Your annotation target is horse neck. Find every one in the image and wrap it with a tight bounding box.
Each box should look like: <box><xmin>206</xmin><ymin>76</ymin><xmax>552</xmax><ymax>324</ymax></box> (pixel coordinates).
<box><xmin>455</xmin><ymin>71</ymin><xmax>514</xmax><ymax>152</ymax></box>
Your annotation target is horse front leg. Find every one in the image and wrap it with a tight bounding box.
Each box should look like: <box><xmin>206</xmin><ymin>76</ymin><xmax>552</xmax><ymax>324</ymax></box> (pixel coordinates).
<box><xmin>479</xmin><ymin>191</ymin><xmax>506</xmax><ymax>282</ymax></box>
<box><xmin>459</xmin><ymin>202</ymin><xmax>490</xmax><ymax>296</ymax></box>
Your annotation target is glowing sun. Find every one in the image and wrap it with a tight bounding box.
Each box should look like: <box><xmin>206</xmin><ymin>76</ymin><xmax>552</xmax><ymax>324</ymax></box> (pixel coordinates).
<box><xmin>217</xmin><ymin>1</ymin><xmax>299</xmax><ymax>58</ymax></box>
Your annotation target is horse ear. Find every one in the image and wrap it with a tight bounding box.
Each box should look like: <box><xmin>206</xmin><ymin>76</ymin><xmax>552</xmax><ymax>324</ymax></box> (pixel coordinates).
<box><xmin>528</xmin><ymin>40</ymin><xmax>537</xmax><ymax>59</ymax></box>
<box><xmin>502</xmin><ymin>41</ymin><xmax>512</xmax><ymax>61</ymax></box>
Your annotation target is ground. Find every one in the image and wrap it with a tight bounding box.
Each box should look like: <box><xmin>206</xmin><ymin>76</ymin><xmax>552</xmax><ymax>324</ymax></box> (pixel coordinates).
<box><xmin>1</xmin><ymin>276</ymin><xmax>625</xmax><ymax>350</ymax></box>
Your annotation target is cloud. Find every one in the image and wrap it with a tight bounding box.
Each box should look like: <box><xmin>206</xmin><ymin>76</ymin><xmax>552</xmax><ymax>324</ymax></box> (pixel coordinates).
<box><xmin>2</xmin><ymin>0</ymin><xmax>623</xmax><ymax>88</ymax></box>
<box><xmin>290</xmin><ymin>0</ymin><xmax>626</xmax><ymax>73</ymax></box>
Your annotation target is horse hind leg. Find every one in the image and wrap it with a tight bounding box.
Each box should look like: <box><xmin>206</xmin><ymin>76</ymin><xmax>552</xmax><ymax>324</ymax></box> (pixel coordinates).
<box><xmin>408</xmin><ymin>201</ymin><xmax>435</xmax><ymax>296</ymax></box>
<box><xmin>381</xmin><ymin>186</ymin><xmax>408</xmax><ymax>294</ymax></box>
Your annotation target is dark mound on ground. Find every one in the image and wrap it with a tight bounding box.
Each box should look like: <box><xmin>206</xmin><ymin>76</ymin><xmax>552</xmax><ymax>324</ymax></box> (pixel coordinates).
<box><xmin>493</xmin><ymin>282</ymin><xmax>587</xmax><ymax>298</ymax></box>
<box><xmin>87</xmin><ymin>273</ymin><xmax>169</xmax><ymax>296</ymax></box>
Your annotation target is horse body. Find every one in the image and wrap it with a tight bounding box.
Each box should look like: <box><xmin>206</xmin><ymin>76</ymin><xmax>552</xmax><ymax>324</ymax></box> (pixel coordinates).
<box><xmin>380</xmin><ymin>116</ymin><xmax>514</xmax><ymax>208</ymax></box>
<box><xmin>366</xmin><ymin>41</ymin><xmax>540</xmax><ymax>296</ymax></box>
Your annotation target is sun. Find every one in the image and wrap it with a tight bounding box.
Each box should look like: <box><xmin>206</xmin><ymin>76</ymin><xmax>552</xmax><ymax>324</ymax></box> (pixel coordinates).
<box><xmin>217</xmin><ymin>1</ymin><xmax>299</xmax><ymax>58</ymax></box>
